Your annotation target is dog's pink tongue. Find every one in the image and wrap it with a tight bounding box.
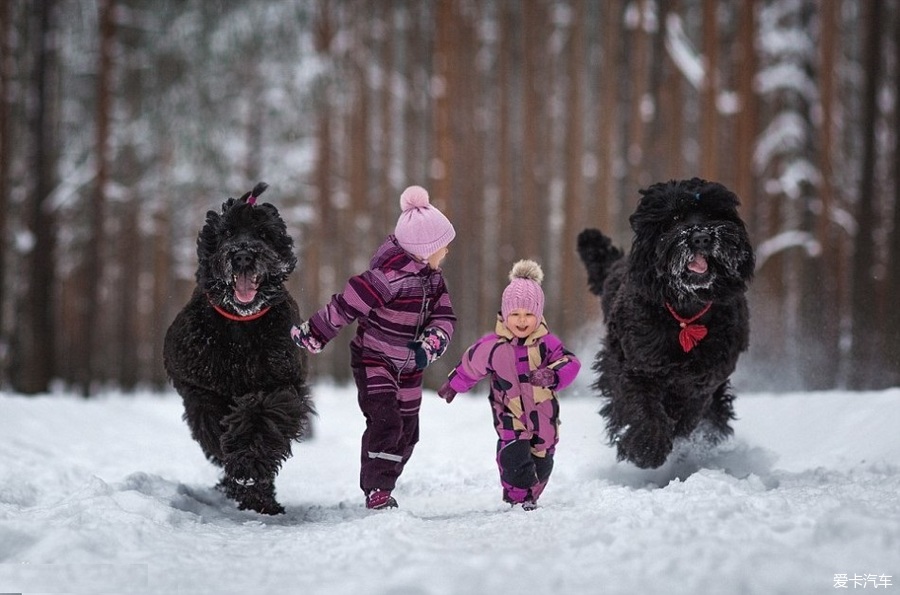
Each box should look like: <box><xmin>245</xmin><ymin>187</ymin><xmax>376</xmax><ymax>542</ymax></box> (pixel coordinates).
<box><xmin>687</xmin><ymin>253</ymin><xmax>708</xmax><ymax>274</ymax></box>
<box><xmin>234</xmin><ymin>274</ymin><xmax>258</xmax><ymax>304</ymax></box>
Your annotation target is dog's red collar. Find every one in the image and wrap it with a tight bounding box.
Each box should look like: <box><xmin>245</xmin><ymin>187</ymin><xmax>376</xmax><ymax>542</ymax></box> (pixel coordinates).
<box><xmin>665</xmin><ymin>302</ymin><xmax>712</xmax><ymax>353</ymax></box>
<box><xmin>208</xmin><ymin>296</ymin><xmax>271</xmax><ymax>322</ymax></box>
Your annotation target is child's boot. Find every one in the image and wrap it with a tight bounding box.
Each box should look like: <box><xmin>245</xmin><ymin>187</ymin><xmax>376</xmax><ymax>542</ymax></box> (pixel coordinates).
<box><xmin>366</xmin><ymin>489</ymin><xmax>398</xmax><ymax>510</ymax></box>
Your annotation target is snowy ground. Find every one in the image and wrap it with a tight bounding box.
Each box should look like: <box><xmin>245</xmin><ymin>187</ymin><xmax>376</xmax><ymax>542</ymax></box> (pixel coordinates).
<box><xmin>1</xmin><ymin>382</ymin><xmax>898</xmax><ymax>595</ymax></box>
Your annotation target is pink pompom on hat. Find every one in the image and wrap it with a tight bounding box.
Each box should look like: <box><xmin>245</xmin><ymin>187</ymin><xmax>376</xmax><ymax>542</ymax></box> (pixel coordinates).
<box><xmin>501</xmin><ymin>260</ymin><xmax>545</xmax><ymax>321</ymax></box>
<box><xmin>394</xmin><ymin>185</ymin><xmax>456</xmax><ymax>258</ymax></box>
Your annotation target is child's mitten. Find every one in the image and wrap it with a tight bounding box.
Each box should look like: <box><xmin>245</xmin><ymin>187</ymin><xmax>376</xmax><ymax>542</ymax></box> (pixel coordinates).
<box><xmin>290</xmin><ymin>321</ymin><xmax>325</xmax><ymax>354</ymax></box>
<box><xmin>408</xmin><ymin>327</ymin><xmax>449</xmax><ymax>370</ymax></box>
<box><xmin>437</xmin><ymin>382</ymin><xmax>457</xmax><ymax>403</ymax></box>
<box><xmin>529</xmin><ymin>368</ymin><xmax>558</xmax><ymax>388</ymax></box>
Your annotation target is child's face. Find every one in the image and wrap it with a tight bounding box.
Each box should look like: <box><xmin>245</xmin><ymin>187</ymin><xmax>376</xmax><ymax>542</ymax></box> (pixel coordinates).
<box><xmin>505</xmin><ymin>308</ymin><xmax>538</xmax><ymax>339</ymax></box>
<box><xmin>425</xmin><ymin>245</ymin><xmax>450</xmax><ymax>270</ymax></box>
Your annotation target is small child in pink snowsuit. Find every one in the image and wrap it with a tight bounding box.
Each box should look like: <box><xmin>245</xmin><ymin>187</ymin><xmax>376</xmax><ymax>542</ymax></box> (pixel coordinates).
<box><xmin>292</xmin><ymin>186</ymin><xmax>456</xmax><ymax>511</ymax></box>
<box><xmin>438</xmin><ymin>260</ymin><xmax>580</xmax><ymax>510</ymax></box>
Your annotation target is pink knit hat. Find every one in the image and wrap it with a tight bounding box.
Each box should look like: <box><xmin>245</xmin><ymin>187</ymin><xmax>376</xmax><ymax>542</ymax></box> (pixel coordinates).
<box><xmin>394</xmin><ymin>185</ymin><xmax>456</xmax><ymax>258</ymax></box>
<box><xmin>501</xmin><ymin>260</ymin><xmax>545</xmax><ymax>321</ymax></box>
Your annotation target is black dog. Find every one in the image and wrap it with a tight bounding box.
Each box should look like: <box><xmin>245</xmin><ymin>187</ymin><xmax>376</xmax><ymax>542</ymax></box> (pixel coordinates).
<box><xmin>577</xmin><ymin>178</ymin><xmax>754</xmax><ymax>469</ymax></box>
<box><xmin>164</xmin><ymin>182</ymin><xmax>313</xmax><ymax>514</ymax></box>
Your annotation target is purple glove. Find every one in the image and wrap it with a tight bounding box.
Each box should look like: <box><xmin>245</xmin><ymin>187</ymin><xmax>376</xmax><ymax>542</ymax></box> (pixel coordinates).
<box><xmin>529</xmin><ymin>368</ymin><xmax>558</xmax><ymax>388</ymax></box>
<box><xmin>291</xmin><ymin>321</ymin><xmax>324</xmax><ymax>354</ymax></box>
<box><xmin>437</xmin><ymin>382</ymin><xmax>457</xmax><ymax>403</ymax></box>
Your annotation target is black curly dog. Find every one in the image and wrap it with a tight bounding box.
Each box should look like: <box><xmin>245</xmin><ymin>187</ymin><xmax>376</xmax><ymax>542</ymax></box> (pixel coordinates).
<box><xmin>164</xmin><ymin>182</ymin><xmax>313</xmax><ymax>513</ymax></box>
<box><xmin>577</xmin><ymin>178</ymin><xmax>754</xmax><ymax>469</ymax></box>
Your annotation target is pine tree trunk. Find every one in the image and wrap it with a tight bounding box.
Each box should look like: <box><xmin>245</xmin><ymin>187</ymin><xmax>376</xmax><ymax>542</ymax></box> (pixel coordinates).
<box><xmin>0</xmin><ymin>0</ymin><xmax>11</xmax><ymax>387</ymax></box>
<box><xmin>78</xmin><ymin>0</ymin><xmax>115</xmax><ymax>396</ymax></box>
<box><xmin>16</xmin><ymin>0</ymin><xmax>59</xmax><ymax>395</ymax></box>
<box><xmin>848</xmin><ymin>0</ymin><xmax>885</xmax><ymax>389</ymax></box>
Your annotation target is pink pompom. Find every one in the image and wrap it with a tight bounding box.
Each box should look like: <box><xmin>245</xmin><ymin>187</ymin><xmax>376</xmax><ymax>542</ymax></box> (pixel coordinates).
<box><xmin>400</xmin><ymin>185</ymin><xmax>430</xmax><ymax>211</ymax></box>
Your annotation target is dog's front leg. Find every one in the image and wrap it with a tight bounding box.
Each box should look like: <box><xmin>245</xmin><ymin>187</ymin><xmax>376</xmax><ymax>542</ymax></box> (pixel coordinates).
<box><xmin>609</xmin><ymin>379</ymin><xmax>675</xmax><ymax>469</ymax></box>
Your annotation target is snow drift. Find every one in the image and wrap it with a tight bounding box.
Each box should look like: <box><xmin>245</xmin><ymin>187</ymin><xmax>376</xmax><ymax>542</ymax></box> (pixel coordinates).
<box><xmin>1</xmin><ymin>385</ymin><xmax>898</xmax><ymax>594</ymax></box>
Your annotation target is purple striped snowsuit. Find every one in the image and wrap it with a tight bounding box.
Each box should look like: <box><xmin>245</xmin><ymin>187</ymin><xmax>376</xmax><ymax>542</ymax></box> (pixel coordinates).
<box><xmin>307</xmin><ymin>235</ymin><xmax>456</xmax><ymax>493</ymax></box>
<box><xmin>446</xmin><ymin>319</ymin><xmax>580</xmax><ymax>504</ymax></box>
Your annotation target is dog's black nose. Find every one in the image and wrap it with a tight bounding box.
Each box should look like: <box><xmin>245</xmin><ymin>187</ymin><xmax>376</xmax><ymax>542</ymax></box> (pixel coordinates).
<box><xmin>690</xmin><ymin>231</ymin><xmax>712</xmax><ymax>250</ymax></box>
<box><xmin>233</xmin><ymin>250</ymin><xmax>254</xmax><ymax>269</ymax></box>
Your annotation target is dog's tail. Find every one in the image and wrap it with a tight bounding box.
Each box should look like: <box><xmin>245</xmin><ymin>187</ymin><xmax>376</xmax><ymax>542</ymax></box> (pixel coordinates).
<box><xmin>577</xmin><ymin>228</ymin><xmax>624</xmax><ymax>296</ymax></box>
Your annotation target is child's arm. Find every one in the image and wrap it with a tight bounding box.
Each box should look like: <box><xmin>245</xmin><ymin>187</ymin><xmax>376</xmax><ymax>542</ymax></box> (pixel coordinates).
<box><xmin>303</xmin><ymin>269</ymin><xmax>394</xmax><ymax>348</ymax></box>
<box><xmin>437</xmin><ymin>333</ymin><xmax>495</xmax><ymax>402</ymax></box>
<box><xmin>537</xmin><ymin>334</ymin><xmax>582</xmax><ymax>391</ymax></box>
<box><xmin>421</xmin><ymin>276</ymin><xmax>456</xmax><ymax>341</ymax></box>
<box><xmin>411</xmin><ymin>277</ymin><xmax>456</xmax><ymax>368</ymax></box>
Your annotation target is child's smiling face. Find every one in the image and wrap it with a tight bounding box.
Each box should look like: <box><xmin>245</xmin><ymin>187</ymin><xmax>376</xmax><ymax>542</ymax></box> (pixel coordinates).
<box><xmin>505</xmin><ymin>308</ymin><xmax>538</xmax><ymax>338</ymax></box>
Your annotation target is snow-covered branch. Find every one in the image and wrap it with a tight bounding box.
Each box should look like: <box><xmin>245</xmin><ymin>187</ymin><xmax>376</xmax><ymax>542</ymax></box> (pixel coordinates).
<box><xmin>755</xmin><ymin>230</ymin><xmax>821</xmax><ymax>270</ymax></box>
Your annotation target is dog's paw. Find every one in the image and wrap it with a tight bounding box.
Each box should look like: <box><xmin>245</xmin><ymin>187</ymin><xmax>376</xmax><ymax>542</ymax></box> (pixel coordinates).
<box><xmin>617</xmin><ymin>421</ymin><xmax>675</xmax><ymax>469</ymax></box>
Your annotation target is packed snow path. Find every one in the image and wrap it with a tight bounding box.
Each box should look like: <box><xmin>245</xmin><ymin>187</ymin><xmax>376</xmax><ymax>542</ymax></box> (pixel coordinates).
<box><xmin>1</xmin><ymin>385</ymin><xmax>898</xmax><ymax>594</ymax></box>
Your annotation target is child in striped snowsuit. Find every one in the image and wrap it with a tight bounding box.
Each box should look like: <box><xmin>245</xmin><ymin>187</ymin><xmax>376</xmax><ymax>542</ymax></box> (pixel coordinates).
<box><xmin>438</xmin><ymin>260</ymin><xmax>580</xmax><ymax>510</ymax></box>
<box><xmin>291</xmin><ymin>186</ymin><xmax>456</xmax><ymax>510</ymax></box>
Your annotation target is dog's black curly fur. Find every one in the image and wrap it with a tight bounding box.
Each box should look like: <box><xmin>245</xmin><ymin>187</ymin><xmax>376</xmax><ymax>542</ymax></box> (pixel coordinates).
<box><xmin>164</xmin><ymin>183</ymin><xmax>313</xmax><ymax>513</ymax></box>
<box><xmin>577</xmin><ymin>178</ymin><xmax>754</xmax><ymax>469</ymax></box>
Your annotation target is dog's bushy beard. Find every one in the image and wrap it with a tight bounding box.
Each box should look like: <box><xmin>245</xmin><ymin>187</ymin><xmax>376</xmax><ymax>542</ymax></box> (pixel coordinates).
<box><xmin>197</xmin><ymin>201</ymin><xmax>297</xmax><ymax>317</ymax></box>
<box><xmin>655</xmin><ymin>221</ymin><xmax>754</xmax><ymax>305</ymax></box>
<box><xmin>209</xmin><ymin>237</ymin><xmax>293</xmax><ymax>316</ymax></box>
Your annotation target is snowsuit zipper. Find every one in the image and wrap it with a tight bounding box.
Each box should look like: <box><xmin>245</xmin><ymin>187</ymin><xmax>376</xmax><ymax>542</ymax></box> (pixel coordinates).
<box><xmin>398</xmin><ymin>275</ymin><xmax>430</xmax><ymax>382</ymax></box>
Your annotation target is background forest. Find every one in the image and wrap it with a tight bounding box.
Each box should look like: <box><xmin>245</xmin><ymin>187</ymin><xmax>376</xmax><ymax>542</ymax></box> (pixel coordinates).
<box><xmin>1</xmin><ymin>0</ymin><xmax>898</xmax><ymax>396</ymax></box>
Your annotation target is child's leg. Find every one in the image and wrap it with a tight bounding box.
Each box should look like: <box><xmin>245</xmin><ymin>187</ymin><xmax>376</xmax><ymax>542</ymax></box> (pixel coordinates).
<box><xmin>529</xmin><ymin>448</ymin><xmax>555</xmax><ymax>501</ymax></box>
<box><xmin>394</xmin><ymin>369</ymin><xmax>424</xmax><ymax>471</ymax></box>
<box><xmin>352</xmin><ymin>360</ymin><xmax>423</xmax><ymax>494</ymax></box>
<box><xmin>528</xmin><ymin>396</ymin><xmax>560</xmax><ymax>502</ymax></box>
<box><xmin>496</xmin><ymin>438</ymin><xmax>538</xmax><ymax>504</ymax></box>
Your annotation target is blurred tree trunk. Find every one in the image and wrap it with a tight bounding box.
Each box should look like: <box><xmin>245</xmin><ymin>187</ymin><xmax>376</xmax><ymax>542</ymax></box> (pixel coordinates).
<box><xmin>496</xmin><ymin>2</ymin><xmax>516</xmax><ymax>304</ymax></box>
<box><xmin>735</xmin><ymin>0</ymin><xmax>758</xmax><ymax>230</ymax></box>
<box><xmin>151</xmin><ymin>205</ymin><xmax>172</xmax><ymax>389</ymax></box>
<box><xmin>848</xmin><ymin>0</ymin><xmax>885</xmax><ymax>389</ymax></box>
<box><xmin>0</xmin><ymin>0</ymin><xmax>11</xmax><ymax>387</ymax></box>
<box><xmin>455</xmin><ymin>5</ymin><xmax>485</xmax><ymax>350</ymax></box>
<box><xmin>595</xmin><ymin>0</ymin><xmax>621</xmax><ymax>244</ymax></box>
<box><xmin>884</xmin><ymin>2</ymin><xmax>900</xmax><ymax>386</ymax></box>
<box><xmin>654</xmin><ymin>0</ymin><xmax>684</xmax><ymax>182</ymax></box>
<box><xmin>432</xmin><ymin>0</ymin><xmax>454</xmax><ymax>202</ymax></box>
<box><xmin>802</xmin><ymin>0</ymin><xmax>841</xmax><ymax>389</ymax></box>
<box><xmin>348</xmin><ymin>8</ymin><xmax>371</xmax><ymax>275</ymax></box>
<box><xmin>117</xmin><ymin>177</ymin><xmax>141</xmax><ymax>390</ymax></box>
<box><xmin>303</xmin><ymin>0</ymin><xmax>333</xmax><ymax>379</ymax></box>
<box><xmin>376</xmin><ymin>0</ymin><xmax>395</xmax><ymax>238</ymax></box>
<box><xmin>559</xmin><ymin>0</ymin><xmax>586</xmax><ymax>335</ymax></box>
<box><xmin>77</xmin><ymin>0</ymin><xmax>115</xmax><ymax>396</ymax></box>
<box><xmin>624</xmin><ymin>0</ymin><xmax>650</xmax><ymax>222</ymax></box>
<box><xmin>403</xmin><ymin>1</ymin><xmax>430</xmax><ymax>187</ymax></box>
<box><xmin>433</xmin><ymin>0</ymin><xmax>483</xmax><ymax>360</ymax></box>
<box><xmin>699</xmin><ymin>0</ymin><xmax>718</xmax><ymax>178</ymax></box>
<box><xmin>16</xmin><ymin>0</ymin><xmax>59</xmax><ymax>395</ymax></box>
<box><xmin>309</xmin><ymin>0</ymin><xmax>334</xmax><ymax>309</ymax></box>
<box><xmin>115</xmin><ymin>5</ymin><xmax>145</xmax><ymax>390</ymax></box>
<box><xmin>521</xmin><ymin>1</ymin><xmax>543</xmax><ymax>260</ymax></box>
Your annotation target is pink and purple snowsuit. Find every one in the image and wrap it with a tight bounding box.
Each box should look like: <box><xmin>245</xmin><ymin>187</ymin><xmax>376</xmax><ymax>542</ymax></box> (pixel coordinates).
<box><xmin>446</xmin><ymin>318</ymin><xmax>580</xmax><ymax>504</ymax></box>
<box><xmin>305</xmin><ymin>235</ymin><xmax>456</xmax><ymax>494</ymax></box>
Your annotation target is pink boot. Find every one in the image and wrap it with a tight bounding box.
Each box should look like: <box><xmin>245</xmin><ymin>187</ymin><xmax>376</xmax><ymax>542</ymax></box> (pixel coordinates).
<box><xmin>366</xmin><ymin>489</ymin><xmax>398</xmax><ymax>510</ymax></box>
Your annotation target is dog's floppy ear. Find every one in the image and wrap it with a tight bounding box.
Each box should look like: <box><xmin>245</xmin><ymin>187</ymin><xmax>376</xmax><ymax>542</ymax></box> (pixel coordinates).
<box><xmin>194</xmin><ymin>209</ymin><xmax>222</xmax><ymax>285</ymax></box>
<box><xmin>199</xmin><ymin>209</ymin><xmax>221</xmax><ymax>246</ymax></box>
